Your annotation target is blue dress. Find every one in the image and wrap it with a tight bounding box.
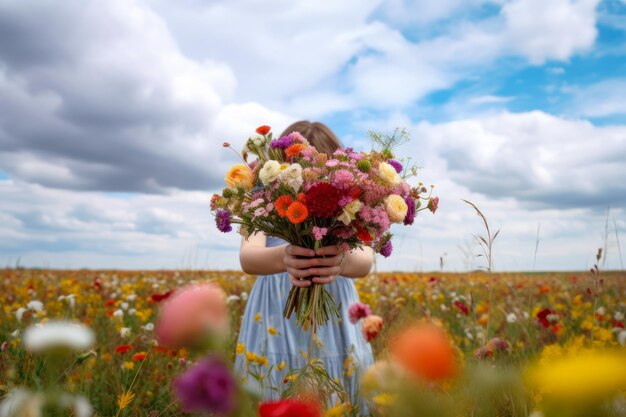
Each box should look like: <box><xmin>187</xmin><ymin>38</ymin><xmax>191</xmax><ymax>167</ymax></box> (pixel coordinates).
<box><xmin>234</xmin><ymin>236</ymin><xmax>374</xmax><ymax>414</ymax></box>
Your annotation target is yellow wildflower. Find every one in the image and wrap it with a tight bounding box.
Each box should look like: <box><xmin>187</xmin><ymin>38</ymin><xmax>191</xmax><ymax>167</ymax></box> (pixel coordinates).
<box><xmin>254</xmin><ymin>313</ymin><xmax>262</xmax><ymax>323</ymax></box>
<box><xmin>122</xmin><ymin>361</ymin><xmax>135</xmax><ymax>370</ymax></box>
<box><xmin>268</xmin><ymin>326</ymin><xmax>278</xmax><ymax>336</ymax></box>
<box><xmin>372</xmin><ymin>392</ymin><xmax>396</xmax><ymax>407</ymax></box>
<box><xmin>276</xmin><ymin>361</ymin><xmax>286</xmax><ymax>371</ymax></box>
<box><xmin>236</xmin><ymin>342</ymin><xmax>246</xmax><ymax>355</ymax></box>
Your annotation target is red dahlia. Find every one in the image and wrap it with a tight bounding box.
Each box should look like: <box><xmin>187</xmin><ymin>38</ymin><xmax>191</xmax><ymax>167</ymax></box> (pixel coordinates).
<box><xmin>304</xmin><ymin>183</ymin><xmax>341</xmax><ymax>218</ymax></box>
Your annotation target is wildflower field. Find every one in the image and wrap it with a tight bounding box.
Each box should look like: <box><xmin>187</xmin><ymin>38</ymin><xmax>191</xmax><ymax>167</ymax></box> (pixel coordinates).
<box><xmin>1</xmin><ymin>268</ymin><xmax>625</xmax><ymax>416</ymax></box>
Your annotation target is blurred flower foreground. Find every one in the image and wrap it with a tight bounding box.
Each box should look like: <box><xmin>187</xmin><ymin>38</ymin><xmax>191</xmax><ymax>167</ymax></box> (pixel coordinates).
<box><xmin>0</xmin><ymin>269</ymin><xmax>625</xmax><ymax>417</ymax></box>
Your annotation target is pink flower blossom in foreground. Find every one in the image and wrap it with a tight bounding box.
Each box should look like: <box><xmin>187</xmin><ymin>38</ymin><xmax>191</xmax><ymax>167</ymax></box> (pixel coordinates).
<box><xmin>348</xmin><ymin>302</ymin><xmax>372</xmax><ymax>324</ymax></box>
<box><xmin>156</xmin><ymin>283</ymin><xmax>228</xmax><ymax>349</ymax></box>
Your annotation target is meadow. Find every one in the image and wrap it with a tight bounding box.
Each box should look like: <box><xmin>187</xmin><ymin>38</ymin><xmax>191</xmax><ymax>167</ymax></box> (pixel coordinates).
<box><xmin>1</xmin><ymin>267</ymin><xmax>625</xmax><ymax>416</ymax></box>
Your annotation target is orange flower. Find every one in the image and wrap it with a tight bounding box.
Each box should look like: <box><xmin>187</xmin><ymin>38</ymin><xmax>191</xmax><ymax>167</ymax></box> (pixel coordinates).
<box><xmin>256</xmin><ymin>125</ymin><xmax>271</xmax><ymax>135</ymax></box>
<box><xmin>132</xmin><ymin>352</ymin><xmax>148</xmax><ymax>361</ymax></box>
<box><xmin>286</xmin><ymin>201</ymin><xmax>308</xmax><ymax>224</ymax></box>
<box><xmin>276</xmin><ymin>195</ymin><xmax>294</xmax><ymax>217</ymax></box>
<box><xmin>225</xmin><ymin>164</ymin><xmax>254</xmax><ymax>190</ymax></box>
<box><xmin>390</xmin><ymin>322</ymin><xmax>458</xmax><ymax>382</ymax></box>
<box><xmin>285</xmin><ymin>143</ymin><xmax>307</xmax><ymax>158</ymax></box>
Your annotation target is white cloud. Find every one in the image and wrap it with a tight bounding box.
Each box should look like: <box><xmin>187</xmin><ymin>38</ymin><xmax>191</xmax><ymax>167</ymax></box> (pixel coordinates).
<box><xmin>0</xmin><ymin>0</ymin><xmax>292</xmax><ymax>193</ymax></box>
<box><xmin>413</xmin><ymin>110</ymin><xmax>626</xmax><ymax>209</ymax></box>
<box><xmin>568</xmin><ymin>78</ymin><xmax>626</xmax><ymax>117</ymax></box>
<box><xmin>502</xmin><ymin>0</ymin><xmax>600</xmax><ymax>64</ymax></box>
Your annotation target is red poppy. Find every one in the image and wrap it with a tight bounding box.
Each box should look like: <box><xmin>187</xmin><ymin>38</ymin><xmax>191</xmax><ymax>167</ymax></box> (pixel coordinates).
<box><xmin>536</xmin><ymin>308</ymin><xmax>555</xmax><ymax>328</ymax></box>
<box><xmin>453</xmin><ymin>300</ymin><xmax>470</xmax><ymax>315</ymax></box>
<box><xmin>132</xmin><ymin>352</ymin><xmax>147</xmax><ymax>361</ymax></box>
<box><xmin>256</xmin><ymin>125</ymin><xmax>271</xmax><ymax>135</ymax></box>
<box><xmin>259</xmin><ymin>399</ymin><xmax>322</xmax><ymax>417</ymax></box>
<box><xmin>104</xmin><ymin>299</ymin><xmax>116</xmax><ymax>307</ymax></box>
<box><xmin>151</xmin><ymin>290</ymin><xmax>174</xmax><ymax>303</ymax></box>
<box><xmin>611</xmin><ymin>319</ymin><xmax>625</xmax><ymax>329</ymax></box>
<box><xmin>115</xmin><ymin>345</ymin><xmax>133</xmax><ymax>354</ymax></box>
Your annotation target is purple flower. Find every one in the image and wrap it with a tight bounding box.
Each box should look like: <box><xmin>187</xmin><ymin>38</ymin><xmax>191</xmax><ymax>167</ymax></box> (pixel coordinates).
<box><xmin>403</xmin><ymin>196</ymin><xmax>416</xmax><ymax>225</ymax></box>
<box><xmin>380</xmin><ymin>240</ymin><xmax>393</xmax><ymax>258</ymax></box>
<box><xmin>173</xmin><ymin>356</ymin><xmax>237</xmax><ymax>415</ymax></box>
<box><xmin>215</xmin><ymin>210</ymin><xmax>232</xmax><ymax>233</ymax></box>
<box><xmin>348</xmin><ymin>302</ymin><xmax>372</xmax><ymax>324</ymax></box>
<box><xmin>388</xmin><ymin>159</ymin><xmax>403</xmax><ymax>173</ymax></box>
<box><xmin>269</xmin><ymin>135</ymin><xmax>294</xmax><ymax>149</ymax></box>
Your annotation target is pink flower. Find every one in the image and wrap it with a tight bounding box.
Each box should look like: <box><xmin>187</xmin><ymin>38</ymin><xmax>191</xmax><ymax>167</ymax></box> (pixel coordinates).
<box><xmin>332</xmin><ymin>169</ymin><xmax>354</xmax><ymax>189</ymax></box>
<box><xmin>428</xmin><ymin>197</ymin><xmax>439</xmax><ymax>213</ymax></box>
<box><xmin>312</xmin><ymin>226</ymin><xmax>328</xmax><ymax>241</ymax></box>
<box><xmin>348</xmin><ymin>302</ymin><xmax>372</xmax><ymax>324</ymax></box>
<box><xmin>361</xmin><ymin>315</ymin><xmax>384</xmax><ymax>342</ymax></box>
<box><xmin>156</xmin><ymin>283</ymin><xmax>229</xmax><ymax>349</ymax></box>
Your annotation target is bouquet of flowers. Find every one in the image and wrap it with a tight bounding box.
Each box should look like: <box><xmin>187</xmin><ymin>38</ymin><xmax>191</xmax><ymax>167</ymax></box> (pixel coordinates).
<box><xmin>212</xmin><ymin>125</ymin><xmax>437</xmax><ymax>333</ymax></box>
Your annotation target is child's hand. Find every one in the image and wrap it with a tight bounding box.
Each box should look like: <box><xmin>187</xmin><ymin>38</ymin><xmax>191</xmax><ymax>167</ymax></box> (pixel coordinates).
<box><xmin>284</xmin><ymin>244</ymin><xmax>346</xmax><ymax>287</ymax></box>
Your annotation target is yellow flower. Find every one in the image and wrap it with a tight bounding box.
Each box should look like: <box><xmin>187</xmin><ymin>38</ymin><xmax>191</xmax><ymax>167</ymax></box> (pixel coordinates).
<box><xmin>225</xmin><ymin>163</ymin><xmax>254</xmax><ymax>190</ymax></box>
<box><xmin>276</xmin><ymin>361</ymin><xmax>286</xmax><ymax>371</ymax></box>
<box><xmin>372</xmin><ymin>392</ymin><xmax>396</xmax><ymax>407</ymax></box>
<box><xmin>246</xmin><ymin>351</ymin><xmax>257</xmax><ymax>362</ymax></box>
<box><xmin>338</xmin><ymin>200</ymin><xmax>362</xmax><ymax>225</ymax></box>
<box><xmin>122</xmin><ymin>361</ymin><xmax>135</xmax><ymax>370</ymax></box>
<box><xmin>268</xmin><ymin>326</ymin><xmax>278</xmax><ymax>336</ymax></box>
<box><xmin>378</xmin><ymin>162</ymin><xmax>402</xmax><ymax>185</ymax></box>
<box><xmin>529</xmin><ymin>349</ymin><xmax>626</xmax><ymax>403</ymax></box>
<box><xmin>325</xmin><ymin>403</ymin><xmax>349</xmax><ymax>417</ymax></box>
<box><xmin>384</xmin><ymin>194</ymin><xmax>408</xmax><ymax>223</ymax></box>
<box><xmin>254</xmin><ymin>313</ymin><xmax>262</xmax><ymax>323</ymax></box>
<box><xmin>236</xmin><ymin>342</ymin><xmax>245</xmax><ymax>355</ymax></box>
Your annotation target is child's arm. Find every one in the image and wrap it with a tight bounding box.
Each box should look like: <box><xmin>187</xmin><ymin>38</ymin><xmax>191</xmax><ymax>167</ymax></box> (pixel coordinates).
<box><xmin>239</xmin><ymin>232</ymin><xmax>315</xmax><ymax>277</ymax></box>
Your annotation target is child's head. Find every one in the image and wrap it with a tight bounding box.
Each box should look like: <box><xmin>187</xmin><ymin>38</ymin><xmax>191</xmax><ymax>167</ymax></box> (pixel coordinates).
<box><xmin>279</xmin><ymin>120</ymin><xmax>342</xmax><ymax>156</ymax></box>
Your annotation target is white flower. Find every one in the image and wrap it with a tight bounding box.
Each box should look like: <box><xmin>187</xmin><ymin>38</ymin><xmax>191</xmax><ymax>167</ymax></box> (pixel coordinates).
<box><xmin>128</xmin><ymin>308</ymin><xmax>136</xmax><ymax>316</ymax></box>
<box><xmin>259</xmin><ymin>160</ymin><xmax>281</xmax><ymax>185</ymax></box>
<box><xmin>279</xmin><ymin>163</ymin><xmax>303</xmax><ymax>191</ymax></box>
<box><xmin>120</xmin><ymin>327</ymin><xmax>131</xmax><ymax>338</ymax></box>
<box><xmin>11</xmin><ymin>329</ymin><xmax>20</xmax><ymax>338</ymax></box>
<box><xmin>615</xmin><ymin>311</ymin><xmax>624</xmax><ymax>321</ymax></box>
<box><xmin>27</xmin><ymin>301</ymin><xmax>44</xmax><ymax>312</ymax></box>
<box><xmin>112</xmin><ymin>309</ymin><xmax>124</xmax><ymax>319</ymax></box>
<box><xmin>618</xmin><ymin>330</ymin><xmax>626</xmax><ymax>347</ymax></box>
<box><xmin>0</xmin><ymin>388</ymin><xmax>42</xmax><ymax>417</ymax></box>
<box><xmin>15</xmin><ymin>307</ymin><xmax>28</xmax><ymax>321</ymax></box>
<box><xmin>506</xmin><ymin>313</ymin><xmax>517</xmax><ymax>323</ymax></box>
<box><xmin>142</xmin><ymin>323</ymin><xmax>154</xmax><ymax>331</ymax></box>
<box><xmin>596</xmin><ymin>306</ymin><xmax>606</xmax><ymax>315</ymax></box>
<box><xmin>23</xmin><ymin>321</ymin><xmax>95</xmax><ymax>353</ymax></box>
<box><xmin>241</xmin><ymin>292</ymin><xmax>248</xmax><ymax>301</ymax></box>
<box><xmin>126</xmin><ymin>294</ymin><xmax>137</xmax><ymax>301</ymax></box>
<box><xmin>378</xmin><ymin>162</ymin><xmax>402</xmax><ymax>185</ymax></box>
<box><xmin>120</xmin><ymin>302</ymin><xmax>129</xmax><ymax>310</ymax></box>
<box><xmin>249</xmin><ymin>133</ymin><xmax>265</xmax><ymax>146</ymax></box>
<box><xmin>227</xmin><ymin>295</ymin><xmax>241</xmax><ymax>304</ymax></box>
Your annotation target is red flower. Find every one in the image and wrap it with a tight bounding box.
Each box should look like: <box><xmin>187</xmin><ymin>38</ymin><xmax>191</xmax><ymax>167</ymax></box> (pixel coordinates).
<box><xmin>611</xmin><ymin>319</ymin><xmax>625</xmax><ymax>329</ymax></box>
<box><xmin>304</xmin><ymin>183</ymin><xmax>341</xmax><ymax>218</ymax></box>
<box><xmin>258</xmin><ymin>399</ymin><xmax>322</xmax><ymax>417</ymax></box>
<box><xmin>453</xmin><ymin>300</ymin><xmax>470</xmax><ymax>315</ymax></box>
<box><xmin>104</xmin><ymin>299</ymin><xmax>116</xmax><ymax>307</ymax></box>
<box><xmin>132</xmin><ymin>352</ymin><xmax>148</xmax><ymax>361</ymax></box>
<box><xmin>354</xmin><ymin>222</ymin><xmax>373</xmax><ymax>243</ymax></box>
<box><xmin>256</xmin><ymin>125</ymin><xmax>271</xmax><ymax>135</ymax></box>
<box><xmin>151</xmin><ymin>290</ymin><xmax>174</xmax><ymax>303</ymax></box>
<box><xmin>536</xmin><ymin>308</ymin><xmax>555</xmax><ymax>328</ymax></box>
<box><xmin>115</xmin><ymin>345</ymin><xmax>133</xmax><ymax>354</ymax></box>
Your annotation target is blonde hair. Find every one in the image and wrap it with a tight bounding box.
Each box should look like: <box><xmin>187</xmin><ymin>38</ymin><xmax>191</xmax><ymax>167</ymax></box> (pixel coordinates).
<box><xmin>279</xmin><ymin>120</ymin><xmax>342</xmax><ymax>156</ymax></box>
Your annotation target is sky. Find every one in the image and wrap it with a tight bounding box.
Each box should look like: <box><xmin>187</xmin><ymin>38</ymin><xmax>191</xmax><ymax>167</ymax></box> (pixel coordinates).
<box><xmin>0</xmin><ymin>0</ymin><xmax>625</xmax><ymax>272</ymax></box>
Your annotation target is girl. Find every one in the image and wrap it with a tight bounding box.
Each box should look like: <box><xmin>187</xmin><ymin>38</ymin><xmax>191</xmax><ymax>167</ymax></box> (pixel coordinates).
<box><xmin>233</xmin><ymin>121</ymin><xmax>374</xmax><ymax>414</ymax></box>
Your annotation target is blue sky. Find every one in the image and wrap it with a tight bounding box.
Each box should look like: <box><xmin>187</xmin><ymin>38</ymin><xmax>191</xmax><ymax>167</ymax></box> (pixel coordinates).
<box><xmin>0</xmin><ymin>0</ymin><xmax>625</xmax><ymax>272</ymax></box>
